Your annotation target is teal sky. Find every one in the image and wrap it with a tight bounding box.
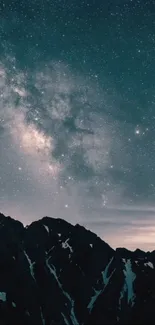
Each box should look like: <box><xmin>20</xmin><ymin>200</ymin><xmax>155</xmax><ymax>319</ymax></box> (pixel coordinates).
<box><xmin>0</xmin><ymin>0</ymin><xmax>155</xmax><ymax>250</ymax></box>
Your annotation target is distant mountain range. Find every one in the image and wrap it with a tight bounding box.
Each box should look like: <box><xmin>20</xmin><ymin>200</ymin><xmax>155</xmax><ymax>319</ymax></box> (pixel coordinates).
<box><xmin>0</xmin><ymin>212</ymin><xmax>155</xmax><ymax>324</ymax></box>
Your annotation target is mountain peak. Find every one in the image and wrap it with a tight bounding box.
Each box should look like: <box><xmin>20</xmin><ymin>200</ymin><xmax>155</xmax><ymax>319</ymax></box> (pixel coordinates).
<box><xmin>0</xmin><ymin>212</ymin><xmax>154</xmax><ymax>324</ymax></box>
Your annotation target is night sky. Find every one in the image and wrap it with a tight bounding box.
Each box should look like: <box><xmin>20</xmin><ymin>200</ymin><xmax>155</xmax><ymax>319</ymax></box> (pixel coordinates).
<box><xmin>0</xmin><ymin>0</ymin><xmax>155</xmax><ymax>250</ymax></box>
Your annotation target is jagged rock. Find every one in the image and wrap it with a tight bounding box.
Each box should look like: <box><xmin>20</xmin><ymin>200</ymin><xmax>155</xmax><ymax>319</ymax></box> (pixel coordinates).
<box><xmin>0</xmin><ymin>212</ymin><xmax>155</xmax><ymax>324</ymax></box>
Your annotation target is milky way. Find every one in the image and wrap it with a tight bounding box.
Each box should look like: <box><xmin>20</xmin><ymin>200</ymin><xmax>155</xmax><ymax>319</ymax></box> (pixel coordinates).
<box><xmin>1</xmin><ymin>0</ymin><xmax>155</xmax><ymax>250</ymax></box>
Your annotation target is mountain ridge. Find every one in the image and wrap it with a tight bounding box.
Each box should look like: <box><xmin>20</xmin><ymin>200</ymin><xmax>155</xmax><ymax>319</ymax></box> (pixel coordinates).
<box><xmin>0</xmin><ymin>212</ymin><xmax>155</xmax><ymax>324</ymax></box>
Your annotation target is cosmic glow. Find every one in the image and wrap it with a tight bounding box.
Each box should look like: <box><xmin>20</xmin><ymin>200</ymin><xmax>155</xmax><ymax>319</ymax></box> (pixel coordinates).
<box><xmin>0</xmin><ymin>0</ymin><xmax>155</xmax><ymax>251</ymax></box>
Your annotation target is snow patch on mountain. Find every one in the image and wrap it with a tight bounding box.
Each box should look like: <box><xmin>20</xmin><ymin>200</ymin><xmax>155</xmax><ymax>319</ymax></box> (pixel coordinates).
<box><xmin>12</xmin><ymin>302</ymin><xmax>16</xmax><ymax>307</ymax></box>
<box><xmin>62</xmin><ymin>238</ymin><xmax>73</xmax><ymax>254</ymax></box>
<box><xmin>0</xmin><ymin>292</ymin><xmax>6</xmax><ymax>302</ymax></box>
<box><xmin>46</xmin><ymin>257</ymin><xmax>79</xmax><ymax>325</ymax></box>
<box><xmin>144</xmin><ymin>261</ymin><xmax>154</xmax><ymax>269</ymax></box>
<box><xmin>119</xmin><ymin>259</ymin><xmax>136</xmax><ymax>308</ymax></box>
<box><xmin>40</xmin><ymin>307</ymin><xmax>45</xmax><ymax>325</ymax></box>
<box><xmin>24</xmin><ymin>251</ymin><xmax>36</xmax><ymax>282</ymax></box>
<box><xmin>61</xmin><ymin>312</ymin><xmax>70</xmax><ymax>325</ymax></box>
<box><xmin>88</xmin><ymin>256</ymin><xmax>115</xmax><ymax>313</ymax></box>
<box><xmin>87</xmin><ymin>288</ymin><xmax>102</xmax><ymax>312</ymax></box>
<box><xmin>43</xmin><ymin>225</ymin><xmax>49</xmax><ymax>233</ymax></box>
<box><xmin>102</xmin><ymin>257</ymin><xmax>115</xmax><ymax>286</ymax></box>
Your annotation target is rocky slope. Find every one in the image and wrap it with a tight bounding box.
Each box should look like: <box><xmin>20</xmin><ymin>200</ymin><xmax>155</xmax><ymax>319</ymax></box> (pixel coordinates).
<box><xmin>0</xmin><ymin>212</ymin><xmax>155</xmax><ymax>324</ymax></box>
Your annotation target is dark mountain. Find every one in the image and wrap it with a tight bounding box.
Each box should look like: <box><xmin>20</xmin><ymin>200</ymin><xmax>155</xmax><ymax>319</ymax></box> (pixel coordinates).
<box><xmin>0</xmin><ymin>212</ymin><xmax>155</xmax><ymax>324</ymax></box>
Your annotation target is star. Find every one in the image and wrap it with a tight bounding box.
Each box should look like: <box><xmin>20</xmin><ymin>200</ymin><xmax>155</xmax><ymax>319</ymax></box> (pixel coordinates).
<box><xmin>135</xmin><ymin>129</ymin><xmax>140</xmax><ymax>135</ymax></box>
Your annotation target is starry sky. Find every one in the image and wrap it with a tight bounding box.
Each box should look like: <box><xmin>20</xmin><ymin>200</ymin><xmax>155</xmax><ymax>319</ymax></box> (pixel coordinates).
<box><xmin>0</xmin><ymin>0</ymin><xmax>155</xmax><ymax>251</ymax></box>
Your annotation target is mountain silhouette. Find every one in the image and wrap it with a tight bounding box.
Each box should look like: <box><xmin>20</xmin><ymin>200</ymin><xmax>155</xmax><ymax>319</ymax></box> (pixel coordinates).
<box><xmin>0</xmin><ymin>212</ymin><xmax>154</xmax><ymax>324</ymax></box>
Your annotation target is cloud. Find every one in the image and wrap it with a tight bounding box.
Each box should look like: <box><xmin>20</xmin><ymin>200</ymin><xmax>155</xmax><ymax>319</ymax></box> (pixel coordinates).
<box><xmin>80</xmin><ymin>204</ymin><xmax>155</xmax><ymax>250</ymax></box>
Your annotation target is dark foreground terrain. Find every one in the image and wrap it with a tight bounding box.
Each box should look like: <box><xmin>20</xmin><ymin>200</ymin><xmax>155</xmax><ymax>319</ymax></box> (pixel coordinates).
<box><xmin>0</xmin><ymin>212</ymin><xmax>155</xmax><ymax>324</ymax></box>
